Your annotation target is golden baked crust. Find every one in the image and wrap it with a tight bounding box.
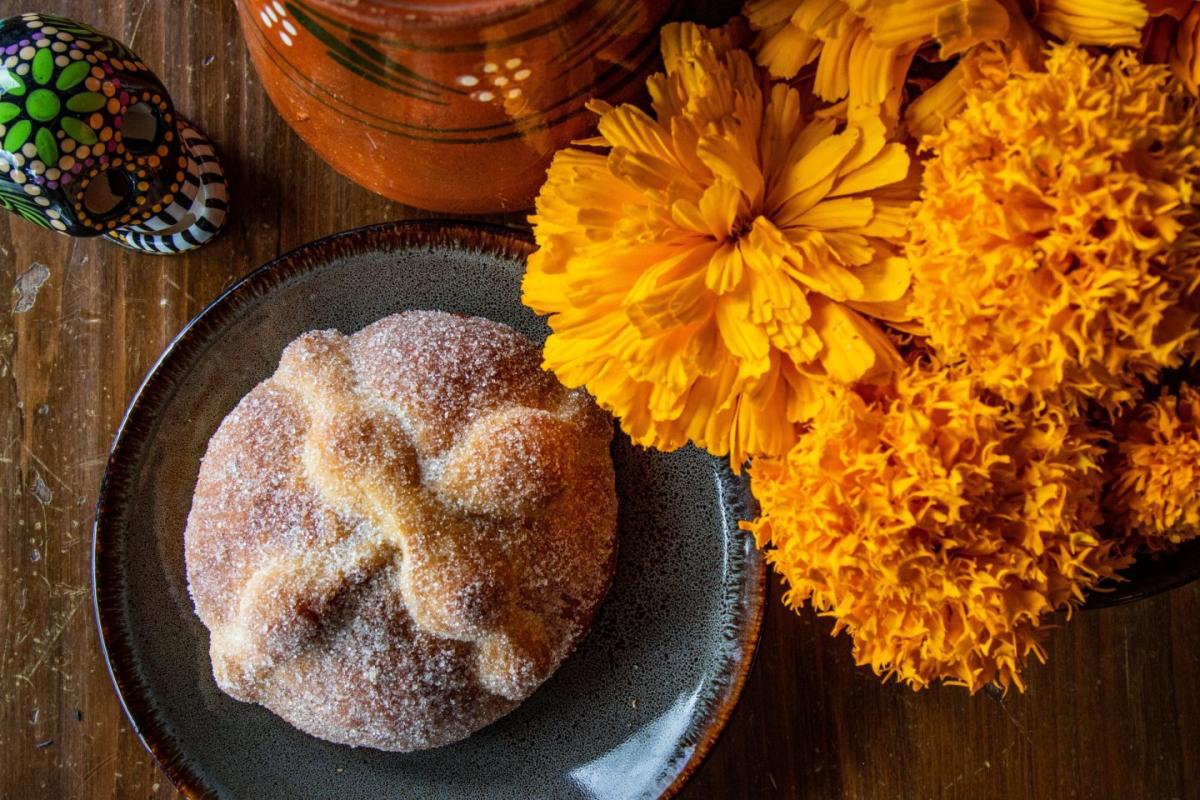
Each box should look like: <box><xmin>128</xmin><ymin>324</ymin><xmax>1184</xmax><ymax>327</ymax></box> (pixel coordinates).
<box><xmin>184</xmin><ymin>311</ymin><xmax>617</xmax><ymax>751</ymax></box>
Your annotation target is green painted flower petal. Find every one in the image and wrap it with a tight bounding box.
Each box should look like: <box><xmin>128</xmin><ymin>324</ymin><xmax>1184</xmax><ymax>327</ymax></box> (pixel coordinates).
<box><xmin>32</xmin><ymin>49</ymin><xmax>54</xmax><ymax>86</ymax></box>
<box><xmin>61</xmin><ymin>116</ymin><xmax>97</xmax><ymax>145</ymax></box>
<box><xmin>55</xmin><ymin>60</ymin><xmax>90</xmax><ymax>91</ymax></box>
<box><xmin>0</xmin><ymin>70</ymin><xmax>26</xmax><ymax>97</ymax></box>
<box><xmin>0</xmin><ymin>102</ymin><xmax>19</xmax><ymax>123</ymax></box>
<box><xmin>27</xmin><ymin>88</ymin><xmax>60</xmax><ymax>122</ymax></box>
<box><xmin>3</xmin><ymin>118</ymin><xmax>31</xmax><ymax>153</ymax></box>
<box><xmin>65</xmin><ymin>91</ymin><xmax>105</xmax><ymax>113</ymax></box>
<box><xmin>35</xmin><ymin>126</ymin><xmax>58</xmax><ymax>166</ymax></box>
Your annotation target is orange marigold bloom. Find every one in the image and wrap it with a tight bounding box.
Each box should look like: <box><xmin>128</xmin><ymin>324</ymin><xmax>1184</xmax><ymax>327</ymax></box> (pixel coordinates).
<box><xmin>744</xmin><ymin>0</ymin><xmax>1159</xmax><ymax>131</ymax></box>
<box><xmin>743</xmin><ymin>0</ymin><xmax>1011</xmax><ymax>121</ymax></box>
<box><xmin>907</xmin><ymin>44</ymin><xmax>1200</xmax><ymax>411</ymax></box>
<box><xmin>743</xmin><ymin>361</ymin><xmax>1130</xmax><ymax>692</ymax></box>
<box><xmin>1109</xmin><ymin>384</ymin><xmax>1200</xmax><ymax>546</ymax></box>
<box><xmin>1034</xmin><ymin>0</ymin><xmax>1149</xmax><ymax>45</ymax></box>
<box><xmin>524</xmin><ymin>22</ymin><xmax>915</xmax><ymax>466</ymax></box>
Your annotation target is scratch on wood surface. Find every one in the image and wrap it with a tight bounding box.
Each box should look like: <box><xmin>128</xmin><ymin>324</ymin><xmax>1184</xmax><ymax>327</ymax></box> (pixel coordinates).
<box><xmin>941</xmin><ymin>745</ymin><xmax>1012</xmax><ymax>793</ymax></box>
<box><xmin>54</xmin><ymin>583</ymin><xmax>88</xmax><ymax>600</ymax></box>
<box><xmin>1123</xmin><ymin>638</ymin><xmax>1131</xmax><ymax>691</ymax></box>
<box><xmin>126</xmin><ymin>0</ymin><xmax>153</xmax><ymax>48</ymax></box>
<box><xmin>12</xmin><ymin>263</ymin><xmax>50</xmax><ymax>313</ymax></box>
<box><xmin>17</xmin><ymin>597</ymin><xmax>83</xmax><ymax>684</ymax></box>
<box><xmin>1</xmin><ymin>623</ymin><xmax>10</xmax><ymax>683</ymax></box>
<box><xmin>60</xmin><ymin>755</ymin><xmax>85</xmax><ymax>783</ymax></box>
<box><xmin>163</xmin><ymin>275</ymin><xmax>198</xmax><ymax>305</ymax></box>
<box><xmin>83</xmin><ymin>753</ymin><xmax>118</xmax><ymax>781</ymax></box>
<box><xmin>994</xmin><ymin>695</ymin><xmax>1034</xmax><ymax>746</ymax></box>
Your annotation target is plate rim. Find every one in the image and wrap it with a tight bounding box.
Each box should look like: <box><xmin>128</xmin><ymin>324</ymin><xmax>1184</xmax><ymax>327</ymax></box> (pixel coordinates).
<box><xmin>91</xmin><ymin>218</ymin><xmax>767</xmax><ymax>800</ymax></box>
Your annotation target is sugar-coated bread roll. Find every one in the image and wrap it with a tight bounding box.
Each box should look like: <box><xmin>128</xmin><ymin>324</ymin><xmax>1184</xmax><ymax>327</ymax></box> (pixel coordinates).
<box><xmin>184</xmin><ymin>311</ymin><xmax>617</xmax><ymax>751</ymax></box>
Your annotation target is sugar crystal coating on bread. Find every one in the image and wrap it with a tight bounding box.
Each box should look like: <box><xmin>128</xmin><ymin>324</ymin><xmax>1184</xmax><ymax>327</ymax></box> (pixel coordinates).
<box><xmin>184</xmin><ymin>311</ymin><xmax>617</xmax><ymax>751</ymax></box>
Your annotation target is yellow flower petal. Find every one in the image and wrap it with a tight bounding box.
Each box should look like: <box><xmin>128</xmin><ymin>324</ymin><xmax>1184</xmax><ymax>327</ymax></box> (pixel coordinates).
<box><xmin>596</xmin><ymin>103</ymin><xmax>675</xmax><ymax>162</ymax></box>
<box><xmin>831</xmin><ymin>143</ymin><xmax>910</xmax><ymax>197</ymax></box>
<box><xmin>810</xmin><ymin>297</ymin><xmax>880</xmax><ymax>381</ymax></box>
<box><xmin>746</xmin><ymin>0</ymin><xmax>804</xmax><ymax>28</ymax></box>
<box><xmin>625</xmin><ymin>244</ymin><xmax>721</xmax><ymax>333</ymax></box>
<box><xmin>854</xmin><ymin>256</ymin><xmax>911</xmax><ymax>302</ymax></box>
<box><xmin>773</xmin><ymin>125</ymin><xmax>861</xmax><ymax>217</ymax></box>
<box><xmin>930</xmin><ymin>0</ymin><xmax>1011</xmax><ymax>55</ymax></box>
<box><xmin>717</xmin><ymin>292</ymin><xmax>773</xmax><ymax>371</ymax></box>
<box><xmin>793</xmin><ymin>196</ymin><xmax>876</xmax><ymax>229</ymax></box>
<box><xmin>1035</xmin><ymin>0</ymin><xmax>1149</xmax><ymax>45</ymax></box>
<box><xmin>813</xmin><ymin>15</ymin><xmax>862</xmax><ymax>99</ymax></box>
<box><xmin>698</xmin><ymin>133</ymin><xmax>766</xmax><ymax>206</ymax></box>
<box><xmin>754</xmin><ymin>21</ymin><xmax>824</xmax><ymax>78</ymax></box>
<box><xmin>706</xmin><ymin>240</ymin><xmax>747</xmax><ymax>294</ymax></box>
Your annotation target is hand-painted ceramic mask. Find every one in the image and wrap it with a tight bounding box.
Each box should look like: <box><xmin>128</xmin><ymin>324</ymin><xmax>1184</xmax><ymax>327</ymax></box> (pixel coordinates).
<box><xmin>0</xmin><ymin>13</ymin><xmax>227</xmax><ymax>253</ymax></box>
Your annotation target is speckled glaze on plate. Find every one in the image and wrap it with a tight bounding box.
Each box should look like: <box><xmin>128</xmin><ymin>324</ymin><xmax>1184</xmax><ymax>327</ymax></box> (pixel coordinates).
<box><xmin>92</xmin><ymin>220</ymin><xmax>766</xmax><ymax>800</ymax></box>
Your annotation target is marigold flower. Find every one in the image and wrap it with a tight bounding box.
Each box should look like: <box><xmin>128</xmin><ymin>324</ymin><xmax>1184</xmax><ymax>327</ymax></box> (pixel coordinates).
<box><xmin>1034</xmin><ymin>0</ymin><xmax>1149</xmax><ymax>46</ymax></box>
<box><xmin>524</xmin><ymin>22</ymin><xmax>915</xmax><ymax>465</ymax></box>
<box><xmin>743</xmin><ymin>361</ymin><xmax>1129</xmax><ymax>692</ymax></box>
<box><xmin>1109</xmin><ymin>384</ymin><xmax>1200</xmax><ymax>546</ymax></box>
<box><xmin>745</xmin><ymin>0</ymin><xmax>1162</xmax><ymax>131</ymax></box>
<box><xmin>743</xmin><ymin>0</ymin><xmax>1011</xmax><ymax>121</ymax></box>
<box><xmin>906</xmin><ymin>44</ymin><xmax>1200</xmax><ymax>410</ymax></box>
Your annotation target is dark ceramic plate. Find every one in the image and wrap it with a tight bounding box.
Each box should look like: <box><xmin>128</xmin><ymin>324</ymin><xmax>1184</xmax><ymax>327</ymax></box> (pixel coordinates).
<box><xmin>1084</xmin><ymin>537</ymin><xmax>1200</xmax><ymax>609</ymax></box>
<box><xmin>92</xmin><ymin>221</ymin><xmax>766</xmax><ymax>800</ymax></box>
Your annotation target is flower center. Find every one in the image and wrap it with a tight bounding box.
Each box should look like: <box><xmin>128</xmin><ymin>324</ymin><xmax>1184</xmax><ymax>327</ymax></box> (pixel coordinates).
<box><xmin>26</xmin><ymin>88</ymin><xmax>60</xmax><ymax>122</ymax></box>
<box><xmin>731</xmin><ymin>215</ymin><xmax>753</xmax><ymax>240</ymax></box>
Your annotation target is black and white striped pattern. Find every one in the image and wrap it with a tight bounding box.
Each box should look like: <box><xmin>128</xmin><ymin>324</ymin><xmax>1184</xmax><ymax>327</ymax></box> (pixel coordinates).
<box><xmin>109</xmin><ymin>119</ymin><xmax>229</xmax><ymax>254</ymax></box>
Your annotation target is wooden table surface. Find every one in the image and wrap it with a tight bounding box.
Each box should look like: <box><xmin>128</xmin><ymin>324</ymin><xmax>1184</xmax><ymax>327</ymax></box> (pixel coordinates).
<box><xmin>2</xmin><ymin>2</ymin><xmax>1198</xmax><ymax>799</ymax></box>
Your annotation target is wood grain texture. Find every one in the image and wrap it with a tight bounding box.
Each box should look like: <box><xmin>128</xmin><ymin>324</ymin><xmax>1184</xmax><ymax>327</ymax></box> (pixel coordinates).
<box><xmin>0</xmin><ymin>2</ymin><xmax>1197</xmax><ymax>799</ymax></box>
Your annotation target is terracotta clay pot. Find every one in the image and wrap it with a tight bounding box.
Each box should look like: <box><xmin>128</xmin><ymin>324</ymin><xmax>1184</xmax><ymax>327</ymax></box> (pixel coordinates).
<box><xmin>233</xmin><ymin>0</ymin><xmax>683</xmax><ymax>213</ymax></box>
